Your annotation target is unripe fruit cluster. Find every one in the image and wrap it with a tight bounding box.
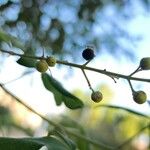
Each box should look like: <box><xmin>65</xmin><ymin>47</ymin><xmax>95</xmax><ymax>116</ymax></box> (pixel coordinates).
<box><xmin>140</xmin><ymin>57</ymin><xmax>150</xmax><ymax>70</ymax></box>
<box><xmin>133</xmin><ymin>91</ymin><xmax>147</xmax><ymax>104</ymax></box>
<box><xmin>36</xmin><ymin>56</ymin><xmax>57</xmax><ymax>73</ymax></box>
<box><xmin>82</xmin><ymin>48</ymin><xmax>95</xmax><ymax>60</ymax></box>
<box><xmin>91</xmin><ymin>91</ymin><xmax>103</xmax><ymax>103</ymax></box>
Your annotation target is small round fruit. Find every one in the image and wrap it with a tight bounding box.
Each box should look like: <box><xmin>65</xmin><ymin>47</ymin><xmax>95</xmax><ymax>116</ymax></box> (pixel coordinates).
<box><xmin>91</xmin><ymin>91</ymin><xmax>103</xmax><ymax>103</ymax></box>
<box><xmin>46</xmin><ymin>56</ymin><xmax>56</xmax><ymax>67</ymax></box>
<box><xmin>82</xmin><ymin>48</ymin><xmax>95</xmax><ymax>60</ymax></box>
<box><xmin>140</xmin><ymin>57</ymin><xmax>150</xmax><ymax>70</ymax></box>
<box><xmin>133</xmin><ymin>91</ymin><xmax>147</xmax><ymax>104</ymax></box>
<box><xmin>36</xmin><ymin>60</ymin><xmax>48</xmax><ymax>73</ymax></box>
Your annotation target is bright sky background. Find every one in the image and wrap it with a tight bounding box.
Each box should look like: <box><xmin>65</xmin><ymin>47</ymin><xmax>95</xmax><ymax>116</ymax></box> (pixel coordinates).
<box><xmin>0</xmin><ymin>4</ymin><xmax>150</xmax><ymax>127</ymax></box>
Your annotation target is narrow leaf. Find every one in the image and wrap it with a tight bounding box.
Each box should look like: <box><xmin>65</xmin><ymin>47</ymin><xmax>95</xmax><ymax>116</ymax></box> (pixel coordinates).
<box><xmin>95</xmin><ymin>104</ymin><xmax>150</xmax><ymax>118</ymax></box>
<box><xmin>41</xmin><ymin>73</ymin><xmax>84</xmax><ymax>109</ymax></box>
<box><xmin>41</xmin><ymin>73</ymin><xmax>62</xmax><ymax>105</ymax></box>
<box><xmin>17</xmin><ymin>48</ymin><xmax>37</xmax><ymax>68</ymax></box>
<box><xmin>53</xmin><ymin>130</ymin><xmax>76</xmax><ymax>150</ymax></box>
<box><xmin>60</xmin><ymin>115</ymin><xmax>90</xmax><ymax>150</ymax></box>
<box><xmin>34</xmin><ymin>137</ymin><xmax>70</xmax><ymax>150</ymax></box>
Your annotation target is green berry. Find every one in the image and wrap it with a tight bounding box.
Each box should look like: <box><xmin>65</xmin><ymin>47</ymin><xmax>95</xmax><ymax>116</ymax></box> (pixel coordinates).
<box><xmin>140</xmin><ymin>57</ymin><xmax>150</xmax><ymax>70</ymax></box>
<box><xmin>91</xmin><ymin>91</ymin><xmax>103</xmax><ymax>103</ymax></box>
<box><xmin>46</xmin><ymin>56</ymin><xmax>56</xmax><ymax>67</ymax></box>
<box><xmin>133</xmin><ymin>91</ymin><xmax>147</xmax><ymax>104</ymax></box>
<box><xmin>82</xmin><ymin>48</ymin><xmax>95</xmax><ymax>60</ymax></box>
<box><xmin>36</xmin><ymin>60</ymin><xmax>48</xmax><ymax>73</ymax></box>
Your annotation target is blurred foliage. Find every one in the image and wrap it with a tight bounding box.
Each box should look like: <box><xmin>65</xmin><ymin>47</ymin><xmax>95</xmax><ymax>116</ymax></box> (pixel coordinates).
<box><xmin>0</xmin><ymin>0</ymin><xmax>149</xmax><ymax>61</ymax></box>
<box><xmin>37</xmin><ymin>83</ymin><xmax>149</xmax><ymax>149</ymax></box>
<box><xmin>50</xmin><ymin>86</ymin><xmax>149</xmax><ymax>150</ymax></box>
<box><xmin>0</xmin><ymin>105</ymin><xmax>33</xmax><ymax>136</ymax></box>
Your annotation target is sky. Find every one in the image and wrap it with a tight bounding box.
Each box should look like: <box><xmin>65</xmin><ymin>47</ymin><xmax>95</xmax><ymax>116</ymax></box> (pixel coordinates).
<box><xmin>0</xmin><ymin>1</ymin><xmax>150</xmax><ymax>128</ymax></box>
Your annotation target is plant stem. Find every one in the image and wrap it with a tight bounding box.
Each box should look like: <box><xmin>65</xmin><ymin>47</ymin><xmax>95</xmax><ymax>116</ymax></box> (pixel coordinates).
<box><xmin>127</xmin><ymin>79</ymin><xmax>135</xmax><ymax>93</ymax></box>
<box><xmin>81</xmin><ymin>68</ymin><xmax>94</xmax><ymax>92</ymax></box>
<box><xmin>129</xmin><ymin>66</ymin><xmax>141</xmax><ymax>76</ymax></box>
<box><xmin>0</xmin><ymin>49</ymin><xmax>150</xmax><ymax>83</ymax></box>
<box><xmin>57</xmin><ymin>60</ymin><xmax>150</xmax><ymax>82</ymax></box>
<box><xmin>0</xmin><ymin>84</ymin><xmax>62</xmax><ymax>130</ymax></box>
<box><xmin>0</xmin><ymin>84</ymin><xmax>114</xmax><ymax>149</ymax></box>
<box><xmin>0</xmin><ymin>49</ymin><xmax>41</xmax><ymax>60</ymax></box>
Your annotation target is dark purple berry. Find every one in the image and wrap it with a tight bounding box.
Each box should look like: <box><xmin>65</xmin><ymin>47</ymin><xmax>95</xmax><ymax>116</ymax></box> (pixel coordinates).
<box><xmin>82</xmin><ymin>48</ymin><xmax>95</xmax><ymax>60</ymax></box>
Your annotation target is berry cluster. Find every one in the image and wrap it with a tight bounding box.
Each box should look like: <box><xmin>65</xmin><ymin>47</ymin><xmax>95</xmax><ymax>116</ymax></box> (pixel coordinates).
<box><xmin>129</xmin><ymin>57</ymin><xmax>150</xmax><ymax>104</ymax></box>
<box><xmin>34</xmin><ymin>47</ymin><xmax>149</xmax><ymax>105</ymax></box>
<box><xmin>81</xmin><ymin>47</ymin><xmax>149</xmax><ymax>104</ymax></box>
<box><xmin>36</xmin><ymin>56</ymin><xmax>56</xmax><ymax>73</ymax></box>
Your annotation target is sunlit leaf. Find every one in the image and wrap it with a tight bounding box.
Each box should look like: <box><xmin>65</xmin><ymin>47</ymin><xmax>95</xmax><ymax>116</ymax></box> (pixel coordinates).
<box><xmin>41</xmin><ymin>73</ymin><xmax>84</xmax><ymax>109</ymax></box>
<box><xmin>17</xmin><ymin>48</ymin><xmax>37</xmax><ymax>68</ymax></box>
<box><xmin>95</xmin><ymin>105</ymin><xmax>150</xmax><ymax>118</ymax></box>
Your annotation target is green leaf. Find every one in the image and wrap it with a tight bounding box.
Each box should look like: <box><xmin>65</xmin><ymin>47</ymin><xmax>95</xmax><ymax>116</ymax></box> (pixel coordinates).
<box><xmin>0</xmin><ymin>136</ymin><xmax>70</xmax><ymax>150</ymax></box>
<box><xmin>0</xmin><ymin>29</ymin><xmax>24</xmax><ymax>50</ymax></box>
<box><xmin>41</xmin><ymin>73</ymin><xmax>84</xmax><ymax>109</ymax></box>
<box><xmin>17</xmin><ymin>48</ymin><xmax>37</xmax><ymax>68</ymax></box>
<box><xmin>35</xmin><ymin>137</ymin><xmax>70</xmax><ymax>150</ymax></box>
<box><xmin>0</xmin><ymin>137</ymin><xmax>43</xmax><ymax>150</ymax></box>
<box><xmin>60</xmin><ymin>116</ymin><xmax>90</xmax><ymax>150</ymax></box>
<box><xmin>95</xmin><ymin>104</ymin><xmax>150</xmax><ymax>118</ymax></box>
<box><xmin>52</xmin><ymin>130</ymin><xmax>76</xmax><ymax>150</ymax></box>
<box><xmin>41</xmin><ymin>73</ymin><xmax>62</xmax><ymax>105</ymax></box>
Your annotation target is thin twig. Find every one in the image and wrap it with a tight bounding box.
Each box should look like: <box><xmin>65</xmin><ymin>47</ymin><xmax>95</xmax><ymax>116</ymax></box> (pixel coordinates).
<box><xmin>2</xmin><ymin>71</ymin><xmax>33</xmax><ymax>85</ymax></box>
<box><xmin>57</xmin><ymin>60</ymin><xmax>150</xmax><ymax>82</ymax></box>
<box><xmin>0</xmin><ymin>84</ymin><xmax>114</xmax><ymax>149</ymax></box>
<box><xmin>42</xmin><ymin>47</ymin><xmax>45</xmax><ymax>57</ymax></box>
<box><xmin>0</xmin><ymin>84</ymin><xmax>61</xmax><ymax>129</ymax></box>
<box><xmin>127</xmin><ymin>79</ymin><xmax>135</xmax><ymax>93</ymax></box>
<box><xmin>0</xmin><ymin>49</ymin><xmax>150</xmax><ymax>83</ymax></box>
<box><xmin>129</xmin><ymin>66</ymin><xmax>141</xmax><ymax>76</ymax></box>
<box><xmin>0</xmin><ymin>49</ymin><xmax>41</xmax><ymax>60</ymax></box>
<box><xmin>81</xmin><ymin>68</ymin><xmax>94</xmax><ymax>92</ymax></box>
<box><xmin>103</xmin><ymin>69</ymin><xmax>118</xmax><ymax>83</ymax></box>
<box><xmin>83</xmin><ymin>60</ymin><xmax>91</xmax><ymax>66</ymax></box>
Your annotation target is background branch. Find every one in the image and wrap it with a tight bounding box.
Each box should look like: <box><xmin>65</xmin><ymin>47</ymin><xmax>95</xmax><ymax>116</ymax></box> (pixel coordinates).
<box><xmin>0</xmin><ymin>83</ymin><xmax>114</xmax><ymax>149</ymax></box>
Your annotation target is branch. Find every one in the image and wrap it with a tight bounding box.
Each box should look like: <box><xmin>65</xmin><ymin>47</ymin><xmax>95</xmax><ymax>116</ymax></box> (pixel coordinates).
<box><xmin>57</xmin><ymin>60</ymin><xmax>150</xmax><ymax>82</ymax></box>
<box><xmin>0</xmin><ymin>49</ymin><xmax>150</xmax><ymax>83</ymax></box>
<box><xmin>0</xmin><ymin>84</ymin><xmax>114</xmax><ymax>149</ymax></box>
